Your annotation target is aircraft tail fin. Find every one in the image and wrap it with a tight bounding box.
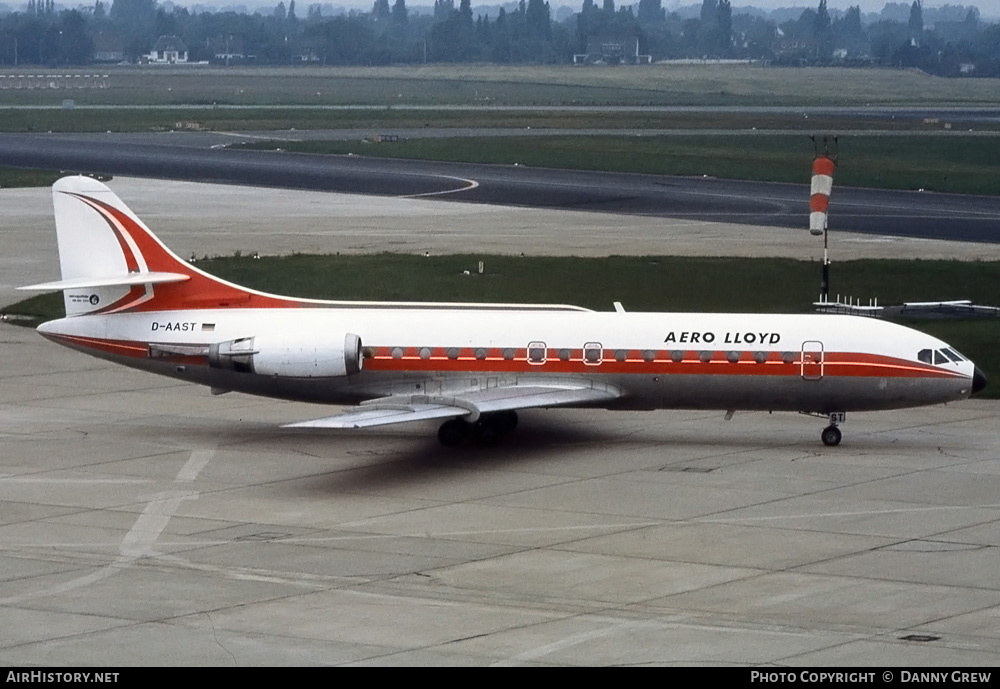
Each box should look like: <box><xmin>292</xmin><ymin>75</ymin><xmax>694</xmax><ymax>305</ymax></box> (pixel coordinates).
<box><xmin>20</xmin><ymin>176</ymin><xmax>297</xmax><ymax>316</ymax></box>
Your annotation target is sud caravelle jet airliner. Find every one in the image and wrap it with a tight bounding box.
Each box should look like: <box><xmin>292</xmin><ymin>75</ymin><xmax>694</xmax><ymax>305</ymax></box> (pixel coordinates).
<box><xmin>21</xmin><ymin>176</ymin><xmax>987</xmax><ymax>447</ymax></box>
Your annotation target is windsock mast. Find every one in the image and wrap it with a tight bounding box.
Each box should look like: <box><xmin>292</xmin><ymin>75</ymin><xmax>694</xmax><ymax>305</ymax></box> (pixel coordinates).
<box><xmin>810</xmin><ymin>135</ymin><xmax>838</xmax><ymax>301</ymax></box>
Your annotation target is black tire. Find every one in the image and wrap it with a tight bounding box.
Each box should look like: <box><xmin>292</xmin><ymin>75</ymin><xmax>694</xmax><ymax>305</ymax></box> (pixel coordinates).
<box><xmin>821</xmin><ymin>425</ymin><xmax>842</xmax><ymax>447</ymax></box>
<box><xmin>494</xmin><ymin>410</ymin><xmax>519</xmax><ymax>434</ymax></box>
<box><xmin>473</xmin><ymin>411</ymin><xmax>519</xmax><ymax>445</ymax></box>
<box><xmin>474</xmin><ymin>419</ymin><xmax>500</xmax><ymax>446</ymax></box>
<box><xmin>438</xmin><ymin>419</ymin><xmax>470</xmax><ymax>446</ymax></box>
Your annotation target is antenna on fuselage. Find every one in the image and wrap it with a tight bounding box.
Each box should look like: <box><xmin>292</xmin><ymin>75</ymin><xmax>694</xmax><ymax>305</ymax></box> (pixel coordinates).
<box><xmin>810</xmin><ymin>135</ymin><xmax>838</xmax><ymax>302</ymax></box>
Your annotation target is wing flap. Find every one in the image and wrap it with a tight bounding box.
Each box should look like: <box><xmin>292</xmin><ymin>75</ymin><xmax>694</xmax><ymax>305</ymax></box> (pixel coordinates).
<box><xmin>284</xmin><ymin>403</ymin><xmax>465</xmax><ymax>429</ymax></box>
<box><xmin>463</xmin><ymin>385</ymin><xmax>621</xmax><ymax>413</ymax></box>
<box><xmin>283</xmin><ymin>384</ymin><xmax>622</xmax><ymax>430</ymax></box>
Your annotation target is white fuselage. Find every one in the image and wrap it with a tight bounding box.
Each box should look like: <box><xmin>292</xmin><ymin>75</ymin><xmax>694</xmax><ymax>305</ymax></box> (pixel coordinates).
<box><xmin>38</xmin><ymin>306</ymin><xmax>977</xmax><ymax>414</ymax></box>
<box><xmin>25</xmin><ymin>175</ymin><xmax>985</xmax><ymax>445</ymax></box>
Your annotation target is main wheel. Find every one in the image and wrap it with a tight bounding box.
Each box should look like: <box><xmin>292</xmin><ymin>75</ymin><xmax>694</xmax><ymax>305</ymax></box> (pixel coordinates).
<box><xmin>438</xmin><ymin>418</ymin><xmax>470</xmax><ymax>446</ymax></box>
<box><xmin>474</xmin><ymin>421</ymin><xmax>500</xmax><ymax>445</ymax></box>
<box><xmin>494</xmin><ymin>410</ymin><xmax>519</xmax><ymax>434</ymax></box>
<box><xmin>474</xmin><ymin>411</ymin><xmax>519</xmax><ymax>445</ymax></box>
<box><xmin>821</xmin><ymin>425</ymin><xmax>842</xmax><ymax>447</ymax></box>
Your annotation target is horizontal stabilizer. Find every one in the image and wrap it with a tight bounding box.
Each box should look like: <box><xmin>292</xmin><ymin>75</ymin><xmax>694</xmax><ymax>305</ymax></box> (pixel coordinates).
<box><xmin>283</xmin><ymin>384</ymin><xmax>622</xmax><ymax>430</ymax></box>
<box><xmin>19</xmin><ymin>272</ymin><xmax>190</xmax><ymax>291</ymax></box>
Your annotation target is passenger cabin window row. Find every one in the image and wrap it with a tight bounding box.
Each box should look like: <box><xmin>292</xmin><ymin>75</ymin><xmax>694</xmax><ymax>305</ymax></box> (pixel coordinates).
<box><xmin>383</xmin><ymin>346</ymin><xmax>812</xmax><ymax>365</ymax></box>
<box><xmin>524</xmin><ymin>343</ymin><xmax>799</xmax><ymax>365</ymax></box>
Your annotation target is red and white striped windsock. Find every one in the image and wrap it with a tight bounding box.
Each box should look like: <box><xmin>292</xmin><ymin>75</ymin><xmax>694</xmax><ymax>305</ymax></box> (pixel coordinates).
<box><xmin>809</xmin><ymin>155</ymin><xmax>835</xmax><ymax>236</ymax></box>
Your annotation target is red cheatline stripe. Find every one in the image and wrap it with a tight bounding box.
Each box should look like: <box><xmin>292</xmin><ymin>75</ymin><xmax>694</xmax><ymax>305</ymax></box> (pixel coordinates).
<box><xmin>44</xmin><ymin>333</ymin><xmax>148</xmax><ymax>358</ymax></box>
<box><xmin>365</xmin><ymin>358</ymin><xmax>963</xmax><ymax>379</ymax></box>
<box><xmin>41</xmin><ymin>335</ymin><xmax>969</xmax><ymax>381</ymax></box>
<box><xmin>365</xmin><ymin>346</ymin><xmax>965</xmax><ymax>380</ymax></box>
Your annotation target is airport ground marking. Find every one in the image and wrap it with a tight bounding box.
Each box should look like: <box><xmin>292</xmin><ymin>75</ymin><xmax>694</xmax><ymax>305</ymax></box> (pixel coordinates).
<box><xmin>0</xmin><ymin>447</ymin><xmax>215</xmax><ymax>605</ymax></box>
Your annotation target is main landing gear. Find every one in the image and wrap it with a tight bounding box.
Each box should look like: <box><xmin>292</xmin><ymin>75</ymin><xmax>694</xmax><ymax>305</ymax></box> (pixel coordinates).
<box><xmin>820</xmin><ymin>412</ymin><xmax>845</xmax><ymax>447</ymax></box>
<box><xmin>438</xmin><ymin>411</ymin><xmax>519</xmax><ymax>446</ymax></box>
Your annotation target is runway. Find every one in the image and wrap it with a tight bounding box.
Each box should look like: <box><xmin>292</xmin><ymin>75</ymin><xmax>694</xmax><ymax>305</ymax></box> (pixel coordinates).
<box><xmin>3</xmin><ymin>132</ymin><xmax>1000</xmax><ymax>244</ymax></box>
<box><xmin>3</xmin><ymin>178</ymin><xmax>1000</xmax><ymax>665</ymax></box>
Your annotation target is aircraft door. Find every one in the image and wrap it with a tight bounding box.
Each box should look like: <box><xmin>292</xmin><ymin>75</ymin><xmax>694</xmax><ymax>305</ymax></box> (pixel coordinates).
<box><xmin>801</xmin><ymin>341</ymin><xmax>824</xmax><ymax>380</ymax></box>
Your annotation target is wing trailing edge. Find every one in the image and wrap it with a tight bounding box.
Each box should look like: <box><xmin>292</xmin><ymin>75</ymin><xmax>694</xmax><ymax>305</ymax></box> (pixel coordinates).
<box><xmin>284</xmin><ymin>384</ymin><xmax>623</xmax><ymax>429</ymax></box>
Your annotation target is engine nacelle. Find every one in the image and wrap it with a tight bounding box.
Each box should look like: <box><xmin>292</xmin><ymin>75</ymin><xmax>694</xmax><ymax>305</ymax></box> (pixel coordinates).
<box><xmin>209</xmin><ymin>332</ymin><xmax>362</xmax><ymax>378</ymax></box>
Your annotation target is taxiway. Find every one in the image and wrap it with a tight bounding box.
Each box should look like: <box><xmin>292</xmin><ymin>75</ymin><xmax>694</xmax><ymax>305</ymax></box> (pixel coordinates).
<box><xmin>3</xmin><ymin>132</ymin><xmax>1000</xmax><ymax>243</ymax></box>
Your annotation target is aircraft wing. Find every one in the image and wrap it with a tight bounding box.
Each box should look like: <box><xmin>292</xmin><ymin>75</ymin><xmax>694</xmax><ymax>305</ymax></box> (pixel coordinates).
<box><xmin>283</xmin><ymin>383</ymin><xmax>622</xmax><ymax>429</ymax></box>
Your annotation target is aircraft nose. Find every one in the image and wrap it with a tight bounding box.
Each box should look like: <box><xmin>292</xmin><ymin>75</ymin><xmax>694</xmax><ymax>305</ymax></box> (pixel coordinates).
<box><xmin>972</xmin><ymin>366</ymin><xmax>988</xmax><ymax>394</ymax></box>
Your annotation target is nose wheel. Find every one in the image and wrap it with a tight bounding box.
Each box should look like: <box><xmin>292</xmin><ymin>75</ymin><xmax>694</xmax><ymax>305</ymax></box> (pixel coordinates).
<box><xmin>821</xmin><ymin>425</ymin><xmax>842</xmax><ymax>446</ymax></box>
<box><xmin>820</xmin><ymin>412</ymin><xmax>844</xmax><ymax>446</ymax></box>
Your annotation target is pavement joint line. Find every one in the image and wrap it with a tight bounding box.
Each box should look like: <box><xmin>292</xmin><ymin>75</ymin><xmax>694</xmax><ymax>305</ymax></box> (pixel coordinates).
<box><xmin>0</xmin><ymin>447</ymin><xmax>215</xmax><ymax>606</ymax></box>
<box><xmin>700</xmin><ymin>502</ymin><xmax>1000</xmax><ymax>525</ymax></box>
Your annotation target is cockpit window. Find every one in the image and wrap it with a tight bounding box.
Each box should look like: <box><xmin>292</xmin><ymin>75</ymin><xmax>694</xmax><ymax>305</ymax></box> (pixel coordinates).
<box><xmin>918</xmin><ymin>349</ymin><xmax>933</xmax><ymax>364</ymax></box>
<box><xmin>941</xmin><ymin>348</ymin><xmax>964</xmax><ymax>363</ymax></box>
<box><xmin>933</xmin><ymin>350</ymin><xmax>948</xmax><ymax>365</ymax></box>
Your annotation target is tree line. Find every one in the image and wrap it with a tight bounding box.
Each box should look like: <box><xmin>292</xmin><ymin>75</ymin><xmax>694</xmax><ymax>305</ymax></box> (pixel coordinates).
<box><xmin>0</xmin><ymin>0</ymin><xmax>998</xmax><ymax>77</ymax></box>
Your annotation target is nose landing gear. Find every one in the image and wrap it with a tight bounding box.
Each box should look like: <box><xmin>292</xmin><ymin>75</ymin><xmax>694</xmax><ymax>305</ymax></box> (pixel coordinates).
<box><xmin>820</xmin><ymin>412</ymin><xmax>844</xmax><ymax>446</ymax></box>
<box><xmin>821</xmin><ymin>425</ymin><xmax>842</xmax><ymax>446</ymax></box>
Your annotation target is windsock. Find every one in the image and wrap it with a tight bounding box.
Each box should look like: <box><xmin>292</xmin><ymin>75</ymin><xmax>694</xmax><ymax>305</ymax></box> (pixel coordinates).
<box><xmin>809</xmin><ymin>156</ymin><xmax>835</xmax><ymax>236</ymax></box>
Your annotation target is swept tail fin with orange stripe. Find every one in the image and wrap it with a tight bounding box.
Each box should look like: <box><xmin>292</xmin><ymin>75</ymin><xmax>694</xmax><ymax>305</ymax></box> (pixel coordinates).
<box><xmin>19</xmin><ymin>176</ymin><xmax>299</xmax><ymax>315</ymax></box>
